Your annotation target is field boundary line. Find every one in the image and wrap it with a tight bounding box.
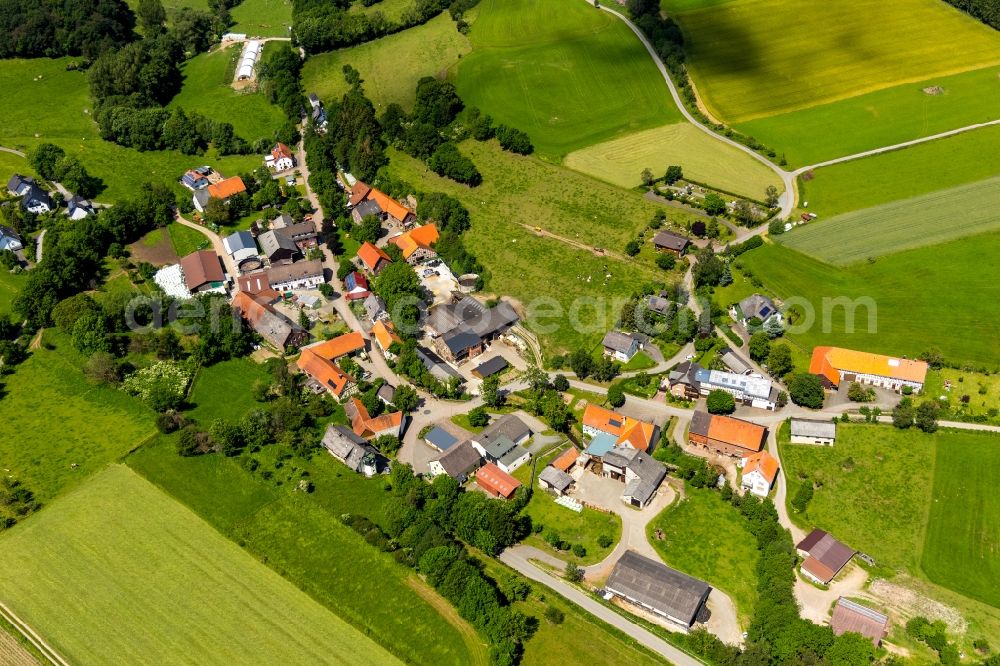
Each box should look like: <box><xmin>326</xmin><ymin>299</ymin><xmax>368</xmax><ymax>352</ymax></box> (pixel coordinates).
<box><xmin>0</xmin><ymin>601</ymin><xmax>69</xmax><ymax>666</ymax></box>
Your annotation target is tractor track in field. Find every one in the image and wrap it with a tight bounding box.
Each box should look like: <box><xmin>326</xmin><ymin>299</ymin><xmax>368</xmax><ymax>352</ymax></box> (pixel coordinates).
<box><xmin>0</xmin><ymin>601</ymin><xmax>68</xmax><ymax>666</ymax></box>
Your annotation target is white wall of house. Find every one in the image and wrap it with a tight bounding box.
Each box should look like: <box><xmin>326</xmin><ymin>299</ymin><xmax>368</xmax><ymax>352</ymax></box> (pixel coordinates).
<box><xmin>741</xmin><ymin>470</ymin><xmax>772</xmax><ymax>498</ymax></box>
<box><xmin>428</xmin><ymin>460</ymin><xmax>446</xmax><ymax>477</ymax></box>
<box><xmin>839</xmin><ymin>370</ymin><xmax>923</xmax><ymax>393</ymax></box>
<box><xmin>498</xmin><ymin>451</ymin><xmax>530</xmax><ymax>474</ymax></box>
<box><xmin>270</xmin><ymin>274</ymin><xmax>324</xmax><ymax>291</ymax></box>
<box><xmin>790</xmin><ymin>434</ymin><xmax>835</xmax><ymax>445</ymax></box>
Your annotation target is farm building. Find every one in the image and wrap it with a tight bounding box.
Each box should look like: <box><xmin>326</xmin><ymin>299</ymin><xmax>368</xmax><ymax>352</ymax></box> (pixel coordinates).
<box><xmin>538</xmin><ymin>466</ymin><xmax>574</xmax><ymax>495</ymax></box>
<box><xmin>582</xmin><ymin>404</ymin><xmax>656</xmax><ymax>452</ymax></box>
<box><xmin>651</xmin><ymin>230</ymin><xmax>691</xmax><ymax>256</ymax></box>
<box><xmin>809</xmin><ymin>346</ymin><xmax>928</xmax><ymax>393</ymax></box>
<box><xmin>424</xmin><ymin>426</ymin><xmax>459</xmax><ymax>453</ymax></box>
<box><xmin>266</xmin><ymin>259</ymin><xmax>324</xmax><ymax>291</ymax></box>
<box><xmin>416</xmin><ymin>346</ymin><xmax>462</xmax><ymax>382</ymax></box>
<box><xmin>236</xmin><ymin>40</ymin><xmax>262</xmax><ymax>81</ymax></box>
<box><xmin>790</xmin><ymin>418</ymin><xmax>836</xmax><ymax>445</ymax></box>
<box><xmin>694</xmin><ymin>366</ymin><xmax>778</xmax><ymax>411</ymax></box>
<box><xmin>740</xmin><ymin>450</ymin><xmax>779</xmax><ymax>498</ymax></box>
<box><xmin>472</xmin><ymin>356</ymin><xmax>509</xmax><ymax>379</ymax></box>
<box><xmin>231</xmin><ymin>291</ymin><xmax>307</xmax><ymax>350</ymax></box>
<box><xmin>605</xmin><ymin>551</ymin><xmax>710</xmax><ymax>630</ymax></box>
<box><xmin>830</xmin><ymin>598</ymin><xmax>889</xmax><ymax>647</ymax></box>
<box><xmin>193</xmin><ymin>176</ymin><xmax>246</xmax><ymax>212</ymax></box>
<box><xmin>475</xmin><ymin>463</ymin><xmax>521</xmax><ymax>499</ymax></box>
<box><xmin>180</xmin><ymin>250</ymin><xmax>226</xmax><ymax>295</ymax></box>
<box><xmin>719</xmin><ymin>348</ymin><xmax>751</xmax><ymax>375</ymax></box>
<box><xmin>222</xmin><ymin>230</ymin><xmax>260</xmax><ymax>269</ymax></box>
<box><xmin>550</xmin><ymin>447</ymin><xmax>580</xmax><ymax>473</ymax></box>
<box><xmin>303</xmin><ymin>332</ymin><xmax>365</xmax><ymax>360</ymax></box>
<box><xmin>428</xmin><ymin>440</ymin><xmax>482</xmax><ymax>481</ymax></box>
<box><xmin>296</xmin><ymin>348</ymin><xmax>355</xmax><ymax>399</ymax></box>
<box><xmin>796</xmin><ymin>529</ymin><xmax>855</xmax><ymax>585</ymax></box>
<box><xmin>602</xmin><ymin>331</ymin><xmax>641</xmax><ymax>362</ymax></box>
<box><xmin>345</xmin><ymin>397</ymin><xmax>404</xmax><ymax>440</ymax></box>
<box><xmin>376</xmin><ymin>384</ymin><xmax>395</xmax><ymax>405</ymax></box>
<box><xmin>322</xmin><ymin>425</ymin><xmax>388</xmax><ymax>477</ymax></box>
<box><xmin>598</xmin><ymin>446</ymin><xmax>666</xmax><ymax>508</ymax></box>
<box><xmin>688</xmin><ymin>411</ymin><xmax>766</xmax><ymax>457</ymax></box>
<box><xmin>391</xmin><ymin>223</ymin><xmax>439</xmax><ymax>263</ymax></box>
<box><xmin>258</xmin><ymin>229</ymin><xmax>299</xmax><ymax>264</ymax></box>
<box><xmin>348</xmin><ymin>181</ymin><xmax>414</xmax><ymax>225</ymax></box>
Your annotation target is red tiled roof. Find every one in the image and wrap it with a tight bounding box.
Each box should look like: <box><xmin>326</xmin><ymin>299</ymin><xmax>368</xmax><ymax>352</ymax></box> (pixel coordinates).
<box><xmin>372</xmin><ymin>319</ymin><xmax>402</xmax><ymax>351</ymax></box>
<box><xmin>305</xmin><ymin>332</ymin><xmax>365</xmax><ymax>359</ymax></box>
<box><xmin>582</xmin><ymin>404</ymin><xmax>655</xmax><ymax>451</ymax></box>
<box><xmin>180</xmin><ymin>250</ymin><xmax>225</xmax><ymax>290</ymax></box>
<box><xmin>742</xmin><ymin>450</ymin><xmax>779</xmax><ymax>484</ymax></box>
<box><xmin>392</xmin><ymin>223</ymin><xmax>439</xmax><ymax>259</ymax></box>
<box><xmin>350</xmin><ymin>181</ymin><xmax>413</xmax><ymax>222</ymax></box>
<box><xmin>705</xmin><ymin>414</ymin><xmax>766</xmax><ymax>453</ymax></box>
<box><xmin>550</xmin><ymin>447</ymin><xmax>579</xmax><ymax>472</ymax></box>
<box><xmin>357</xmin><ymin>242</ymin><xmax>392</xmax><ymax>272</ymax></box>
<box><xmin>809</xmin><ymin>346</ymin><xmax>928</xmax><ymax>386</ymax></box>
<box><xmin>271</xmin><ymin>143</ymin><xmax>293</xmax><ymax>160</ymax></box>
<box><xmin>207</xmin><ymin>176</ymin><xmax>246</xmax><ymax>200</ymax></box>
<box><xmin>296</xmin><ymin>349</ymin><xmax>353</xmax><ymax>397</ymax></box>
<box><xmin>237</xmin><ymin>272</ymin><xmax>271</xmax><ymax>294</ymax></box>
<box><xmin>476</xmin><ymin>463</ymin><xmax>521</xmax><ymax>499</ymax></box>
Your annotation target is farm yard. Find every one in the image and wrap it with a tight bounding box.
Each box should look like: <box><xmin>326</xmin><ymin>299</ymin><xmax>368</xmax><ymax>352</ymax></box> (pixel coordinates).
<box><xmin>564</xmin><ymin>122</ymin><xmax>780</xmax><ymax>198</ymax></box>
<box><xmin>779</xmin><ymin>176</ymin><xmax>1000</xmax><ymax>265</ymax></box>
<box><xmin>670</xmin><ymin>0</ymin><xmax>1000</xmax><ymax>123</ymax></box>
<box><xmin>302</xmin><ymin>14</ymin><xmax>471</xmax><ymax>112</ymax></box>
<box><xmin>736</xmin><ymin>237</ymin><xmax>1000</xmax><ymax>367</ymax></box>
<box><xmin>0</xmin><ymin>465</ymin><xmax>398</xmax><ymax>665</ymax></box>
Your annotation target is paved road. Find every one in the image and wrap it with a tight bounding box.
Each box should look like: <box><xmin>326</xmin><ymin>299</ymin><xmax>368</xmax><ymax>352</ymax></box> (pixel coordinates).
<box><xmin>34</xmin><ymin>229</ymin><xmax>45</xmax><ymax>263</ymax></box>
<box><xmin>499</xmin><ymin>547</ymin><xmax>704</xmax><ymax>666</ymax></box>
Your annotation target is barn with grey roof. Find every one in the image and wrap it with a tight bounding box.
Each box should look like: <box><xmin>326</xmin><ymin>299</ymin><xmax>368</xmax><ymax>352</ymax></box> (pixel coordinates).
<box><xmin>605</xmin><ymin>551</ymin><xmax>710</xmax><ymax>630</ymax></box>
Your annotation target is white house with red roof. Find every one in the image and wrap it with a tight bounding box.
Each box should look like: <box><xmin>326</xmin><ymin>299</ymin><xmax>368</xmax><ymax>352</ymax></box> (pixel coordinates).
<box><xmin>740</xmin><ymin>450</ymin><xmax>779</xmax><ymax>497</ymax></box>
<box><xmin>265</xmin><ymin>143</ymin><xmax>295</xmax><ymax>171</ymax></box>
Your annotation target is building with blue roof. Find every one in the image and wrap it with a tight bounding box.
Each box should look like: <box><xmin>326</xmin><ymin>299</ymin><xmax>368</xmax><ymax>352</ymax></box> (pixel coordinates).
<box><xmin>424</xmin><ymin>426</ymin><xmax>459</xmax><ymax>452</ymax></box>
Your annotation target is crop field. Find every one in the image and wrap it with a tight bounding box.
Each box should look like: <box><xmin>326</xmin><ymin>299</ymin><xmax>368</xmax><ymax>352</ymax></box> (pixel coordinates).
<box><xmin>0</xmin><ymin>331</ymin><xmax>154</xmax><ymax>502</ymax></box>
<box><xmin>737</xmin><ymin>238</ymin><xmax>1000</xmax><ymax>367</ymax></box>
<box><xmin>648</xmin><ymin>488</ymin><xmax>758</xmax><ymax>624</ymax></box>
<box><xmin>564</xmin><ymin>122</ymin><xmax>780</xmax><ymax>198</ymax></box>
<box><xmin>230</xmin><ymin>0</ymin><xmax>293</xmax><ymax>37</ymax></box>
<box><xmin>386</xmin><ymin>142</ymin><xmax>684</xmax><ymax>354</ymax></box>
<box><xmin>780</xmin><ymin>176</ymin><xmax>1000</xmax><ymax>265</ymax></box>
<box><xmin>798</xmin><ymin>125</ymin><xmax>1000</xmax><ymax>216</ymax></box>
<box><xmin>128</xmin><ymin>434</ymin><xmax>482</xmax><ymax>664</ymax></box>
<box><xmin>454</xmin><ymin>0</ymin><xmax>678</xmax><ymax>159</ymax></box>
<box><xmin>302</xmin><ymin>14</ymin><xmax>471</xmax><ymax>112</ymax></box>
<box><xmin>922</xmin><ymin>434</ymin><xmax>1000</xmax><ymax>609</ymax></box>
<box><xmin>671</xmin><ymin>0</ymin><xmax>1000</xmax><ymax>123</ymax></box>
<box><xmin>0</xmin><ymin>57</ymin><xmax>260</xmax><ymax>202</ymax></box>
<box><xmin>169</xmin><ymin>46</ymin><xmax>286</xmax><ymax>141</ymax></box>
<box><xmin>0</xmin><ymin>465</ymin><xmax>398</xmax><ymax>665</ymax></box>
<box><xmin>737</xmin><ymin>65</ymin><xmax>1000</xmax><ymax>166</ymax></box>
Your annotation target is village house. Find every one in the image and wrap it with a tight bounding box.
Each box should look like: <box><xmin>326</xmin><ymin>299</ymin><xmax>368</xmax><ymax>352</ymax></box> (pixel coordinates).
<box><xmin>7</xmin><ymin>174</ymin><xmax>53</xmax><ymax>214</ymax></box>
<box><xmin>296</xmin><ymin>347</ymin><xmax>355</xmax><ymax>399</ymax></box>
<box><xmin>740</xmin><ymin>450</ymin><xmax>779</xmax><ymax>498</ymax></box>
<box><xmin>236</xmin><ymin>272</ymin><xmax>279</xmax><ymax>298</ymax></box>
<box><xmin>538</xmin><ymin>465</ymin><xmax>574</xmax><ymax>496</ymax></box>
<box><xmin>602</xmin><ymin>331</ymin><xmax>641</xmax><ymax>363</ymax></box>
<box><xmin>581</xmin><ymin>404</ymin><xmax>657</xmax><ymax>452</ymax></box>
<box><xmin>363</xmin><ymin>294</ymin><xmax>388</xmax><ymax>322</ymax></box>
<box><xmin>475</xmin><ymin>463</ymin><xmax>521</xmax><ymax>499</ymax></box>
<box><xmin>258</xmin><ymin>229</ymin><xmax>300</xmax><ymax>264</ymax></box>
<box><xmin>357</xmin><ymin>242</ymin><xmax>392</xmax><ymax>275</ymax></box>
<box><xmin>667</xmin><ymin>361</ymin><xmax>778</xmax><ymax>409</ymax></box>
<box><xmin>377</xmin><ymin>383</ymin><xmax>395</xmax><ymax>406</ymax></box>
<box><xmin>598</xmin><ymin>445</ymin><xmax>667</xmax><ymax>508</ymax></box>
<box><xmin>428</xmin><ymin>440</ymin><xmax>482</xmax><ymax>481</ymax></box>
<box><xmin>790</xmin><ymin>418</ymin><xmax>837</xmax><ymax>445</ymax></box>
<box><xmin>180</xmin><ymin>250</ymin><xmax>226</xmax><ymax>295</ymax></box>
<box><xmin>307</xmin><ymin>93</ymin><xmax>328</xmax><ymax>130</ymax></box>
<box><xmin>0</xmin><ymin>225</ymin><xmax>24</xmax><ymax>255</ymax></box>
<box><xmin>730</xmin><ymin>293</ymin><xmax>782</xmax><ymax>329</ymax></box>
<box><xmin>391</xmin><ymin>223</ymin><xmax>439</xmax><ymax>264</ymax></box>
<box><xmin>321</xmin><ymin>424</ymin><xmax>388</xmax><ymax>477</ymax></box>
<box><xmin>345</xmin><ymin>397</ymin><xmax>404</xmax><ymax>439</ymax></box>
<box><xmin>416</xmin><ymin>346</ymin><xmax>462</xmax><ymax>382</ymax></box>
<box><xmin>651</xmin><ymin>230</ymin><xmax>691</xmax><ymax>256</ymax></box>
<box><xmin>231</xmin><ymin>290</ymin><xmax>308</xmax><ymax>350</ymax></box>
<box><xmin>371</xmin><ymin>319</ymin><xmax>402</xmax><ymax>358</ymax></box>
<box><xmin>688</xmin><ymin>411</ymin><xmax>766</xmax><ymax>457</ymax></box>
<box><xmin>810</xmin><ymin>346</ymin><xmax>928</xmax><ymax>393</ymax></box>
<box><xmin>270</xmin><ymin>214</ymin><xmax>318</xmax><ymax>249</ymax></box>
<box><xmin>830</xmin><ymin>598</ymin><xmax>889</xmax><ymax>647</ymax></box>
<box><xmin>266</xmin><ymin>259</ymin><xmax>324</xmax><ymax>291</ymax></box>
<box><xmin>605</xmin><ymin>551</ymin><xmax>711</xmax><ymax>631</ymax></box>
<box><xmin>66</xmin><ymin>195</ymin><xmax>95</xmax><ymax>220</ymax></box>
<box><xmin>303</xmin><ymin>332</ymin><xmax>365</xmax><ymax>361</ymax></box>
<box><xmin>470</xmin><ymin>414</ymin><xmax>532</xmax><ymax>473</ymax></box>
<box><xmin>180</xmin><ymin>166</ymin><xmax>213</xmax><ymax>190</ymax></box>
<box><xmin>265</xmin><ymin>142</ymin><xmax>295</xmax><ymax>171</ymax></box>
<box><xmin>222</xmin><ymin>230</ymin><xmax>260</xmax><ymax>271</ymax></box>
<box><xmin>192</xmin><ymin>176</ymin><xmax>246</xmax><ymax>212</ymax></box>
<box><xmin>646</xmin><ymin>293</ymin><xmax>673</xmax><ymax>316</ymax></box>
<box><xmin>426</xmin><ymin>297</ymin><xmax>520</xmax><ymax>365</ymax></box>
<box><xmin>348</xmin><ymin>181</ymin><xmax>415</xmax><ymax>225</ymax></box>
<box><xmin>343</xmin><ymin>271</ymin><xmax>371</xmax><ymax>301</ymax></box>
<box><xmin>796</xmin><ymin>528</ymin><xmax>855</xmax><ymax>585</ymax></box>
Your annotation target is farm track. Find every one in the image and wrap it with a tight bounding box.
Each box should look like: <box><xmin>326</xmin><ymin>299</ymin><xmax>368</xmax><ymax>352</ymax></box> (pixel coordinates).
<box><xmin>0</xmin><ymin>601</ymin><xmax>67</xmax><ymax>666</ymax></box>
<box><xmin>518</xmin><ymin>223</ymin><xmax>628</xmax><ymax>260</ymax></box>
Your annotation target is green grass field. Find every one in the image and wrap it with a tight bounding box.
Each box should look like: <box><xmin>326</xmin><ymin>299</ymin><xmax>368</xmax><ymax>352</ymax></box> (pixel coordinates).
<box><xmin>737</xmin><ymin>65</ymin><xmax>1000</xmax><ymax>166</ymax></box>
<box><xmin>737</xmin><ymin>238</ymin><xmax>1000</xmax><ymax>368</ymax></box>
<box><xmin>0</xmin><ymin>271</ymin><xmax>28</xmax><ymax>317</ymax></box>
<box><xmin>186</xmin><ymin>359</ymin><xmax>271</xmax><ymax>424</ymax></box>
<box><xmin>0</xmin><ymin>331</ymin><xmax>154</xmax><ymax>502</ymax></box>
<box><xmin>672</xmin><ymin>0</ymin><xmax>1000</xmax><ymax>123</ymax></box>
<box><xmin>125</xmin><ymin>0</ymin><xmax>209</xmax><ymax>14</ymax></box>
<box><xmin>453</xmin><ymin>0</ymin><xmax>679</xmax><ymax>159</ymax></box>
<box><xmin>169</xmin><ymin>46</ymin><xmax>286</xmax><ymax>141</ymax></box>
<box><xmin>386</xmin><ymin>142</ymin><xmax>684</xmax><ymax>354</ymax></box>
<box><xmin>799</xmin><ymin>125</ymin><xmax>1000</xmax><ymax>216</ymax></box>
<box><xmin>564</xmin><ymin>122</ymin><xmax>780</xmax><ymax>198</ymax></box>
<box><xmin>648</xmin><ymin>488</ymin><xmax>758</xmax><ymax>624</ymax></box>
<box><xmin>924</xmin><ymin>369</ymin><xmax>1000</xmax><ymax>425</ymax></box>
<box><xmin>0</xmin><ymin>465</ymin><xmax>397</xmax><ymax>665</ymax></box>
<box><xmin>127</xmin><ymin>434</ymin><xmax>483</xmax><ymax>664</ymax></box>
<box><xmin>780</xmin><ymin>176</ymin><xmax>1000</xmax><ymax>265</ymax></box>
<box><xmin>350</xmin><ymin>0</ymin><xmax>415</xmax><ymax>21</ymax></box>
<box><xmin>0</xmin><ymin>57</ymin><xmax>260</xmax><ymax>202</ymax></box>
<box><xmin>230</xmin><ymin>0</ymin><xmax>293</xmax><ymax>37</ymax></box>
<box><xmin>302</xmin><ymin>14</ymin><xmax>471</xmax><ymax>112</ymax></box>
<box><xmin>922</xmin><ymin>434</ymin><xmax>1000</xmax><ymax>609</ymax></box>
<box><xmin>0</xmin><ymin>150</ymin><xmax>33</xmax><ymax>188</ymax></box>
<box><xmin>166</xmin><ymin>221</ymin><xmax>210</xmax><ymax>256</ymax></box>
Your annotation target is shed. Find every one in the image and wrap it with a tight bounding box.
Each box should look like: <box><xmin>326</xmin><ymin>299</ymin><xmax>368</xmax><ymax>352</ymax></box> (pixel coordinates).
<box><xmin>830</xmin><ymin>598</ymin><xmax>889</xmax><ymax>647</ymax></box>
<box><xmin>472</xmin><ymin>356</ymin><xmax>509</xmax><ymax>379</ymax></box>
<box><xmin>539</xmin><ymin>466</ymin><xmax>574</xmax><ymax>495</ymax></box>
<box><xmin>790</xmin><ymin>418</ymin><xmax>837</xmax><ymax>445</ymax></box>
<box><xmin>605</xmin><ymin>551</ymin><xmax>710</xmax><ymax>630</ymax></box>
<box><xmin>424</xmin><ymin>426</ymin><xmax>459</xmax><ymax>452</ymax></box>
<box><xmin>475</xmin><ymin>463</ymin><xmax>521</xmax><ymax>499</ymax></box>
<box><xmin>651</xmin><ymin>230</ymin><xmax>691</xmax><ymax>255</ymax></box>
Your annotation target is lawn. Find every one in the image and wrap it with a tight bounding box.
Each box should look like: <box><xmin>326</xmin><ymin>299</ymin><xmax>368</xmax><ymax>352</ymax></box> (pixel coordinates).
<box><xmin>302</xmin><ymin>13</ymin><xmax>471</xmax><ymax>112</ymax></box>
<box><xmin>167</xmin><ymin>221</ymin><xmax>210</xmax><ymax>256</ymax></box>
<box><xmin>0</xmin><ymin>270</ymin><xmax>27</xmax><ymax>317</ymax></box>
<box><xmin>563</xmin><ymin>122</ymin><xmax>780</xmax><ymax>199</ymax></box>
<box><xmin>127</xmin><ymin>433</ymin><xmax>483</xmax><ymax>664</ymax></box>
<box><xmin>386</xmin><ymin>142</ymin><xmax>683</xmax><ymax>355</ymax></box>
<box><xmin>922</xmin><ymin>433</ymin><xmax>1000</xmax><ymax>609</ymax></box>
<box><xmin>0</xmin><ymin>331</ymin><xmax>154</xmax><ymax>503</ymax></box>
<box><xmin>672</xmin><ymin>0</ymin><xmax>1000</xmax><ymax>123</ymax></box>
<box><xmin>453</xmin><ymin>0</ymin><xmax>679</xmax><ymax>160</ymax></box>
<box><xmin>0</xmin><ymin>150</ymin><xmax>33</xmax><ymax>187</ymax></box>
<box><xmin>737</xmin><ymin>238</ymin><xmax>1000</xmax><ymax>368</ymax></box>
<box><xmin>737</xmin><ymin>65</ymin><xmax>1000</xmax><ymax>166</ymax></box>
<box><xmin>0</xmin><ymin>57</ymin><xmax>261</xmax><ymax>202</ymax></box>
<box><xmin>230</xmin><ymin>0</ymin><xmax>293</xmax><ymax>37</ymax></box>
<box><xmin>779</xmin><ymin>175</ymin><xmax>1000</xmax><ymax>265</ymax></box>
<box><xmin>622</xmin><ymin>351</ymin><xmax>656</xmax><ymax>372</ymax></box>
<box><xmin>169</xmin><ymin>46</ymin><xmax>287</xmax><ymax>142</ymax></box>
<box><xmin>0</xmin><ymin>465</ymin><xmax>397</xmax><ymax>665</ymax></box>
<box><xmin>647</xmin><ymin>487</ymin><xmax>758</xmax><ymax>625</ymax></box>
<box><xmin>186</xmin><ymin>359</ymin><xmax>271</xmax><ymax>424</ymax></box>
<box><xmin>923</xmin><ymin>369</ymin><xmax>1000</xmax><ymax>425</ymax></box>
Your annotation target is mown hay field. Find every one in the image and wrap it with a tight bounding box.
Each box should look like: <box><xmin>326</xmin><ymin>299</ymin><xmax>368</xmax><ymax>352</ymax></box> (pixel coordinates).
<box><xmin>672</xmin><ymin>0</ymin><xmax>1000</xmax><ymax>123</ymax></box>
<box><xmin>780</xmin><ymin>175</ymin><xmax>1000</xmax><ymax>265</ymax></box>
<box><xmin>0</xmin><ymin>465</ymin><xmax>399</xmax><ymax>665</ymax></box>
<box><xmin>230</xmin><ymin>0</ymin><xmax>293</xmax><ymax>37</ymax></box>
<box><xmin>564</xmin><ymin>122</ymin><xmax>780</xmax><ymax>198</ymax></box>
<box><xmin>302</xmin><ymin>13</ymin><xmax>471</xmax><ymax>112</ymax></box>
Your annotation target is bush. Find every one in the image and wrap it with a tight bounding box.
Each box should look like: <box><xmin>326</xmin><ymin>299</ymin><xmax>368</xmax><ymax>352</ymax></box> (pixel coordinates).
<box><xmin>597</xmin><ymin>534</ymin><xmax>613</xmax><ymax>548</ymax></box>
<box><xmin>571</xmin><ymin>543</ymin><xmax>586</xmax><ymax>558</ymax></box>
<box><xmin>553</xmin><ymin>374</ymin><xmax>569</xmax><ymax>391</ymax></box>
<box><xmin>788</xmin><ymin>373</ymin><xmax>825</xmax><ymax>409</ymax></box>
<box><xmin>428</xmin><ymin>142</ymin><xmax>482</xmax><ymax>186</ymax></box>
<box><xmin>468</xmin><ymin>406</ymin><xmax>490</xmax><ymax>428</ymax></box>
<box><xmin>706</xmin><ymin>389</ymin><xmax>735</xmax><ymax>414</ymax></box>
<box><xmin>624</xmin><ymin>240</ymin><xmax>640</xmax><ymax>256</ymax></box>
<box><xmin>544</xmin><ymin>605</ymin><xmax>564</xmax><ymax>624</ymax></box>
<box><xmin>656</xmin><ymin>252</ymin><xmax>676</xmax><ymax>270</ymax></box>
<box><xmin>791</xmin><ymin>480</ymin><xmax>813</xmax><ymax>513</ymax></box>
<box><xmin>607</xmin><ymin>383</ymin><xmax>625</xmax><ymax>408</ymax></box>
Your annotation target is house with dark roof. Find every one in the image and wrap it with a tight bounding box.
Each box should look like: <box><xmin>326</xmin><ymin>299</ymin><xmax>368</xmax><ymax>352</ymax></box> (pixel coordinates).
<box><xmin>605</xmin><ymin>551</ymin><xmax>710</xmax><ymax>630</ymax></box>
<box><xmin>348</xmin><ymin>181</ymin><xmax>414</xmax><ymax>225</ymax></box>
<box><xmin>258</xmin><ymin>229</ymin><xmax>300</xmax><ymax>264</ymax></box>
<box><xmin>7</xmin><ymin>174</ymin><xmax>53</xmax><ymax>214</ymax></box>
<box><xmin>428</xmin><ymin>440</ymin><xmax>482</xmax><ymax>481</ymax></box>
<box><xmin>274</xmin><ymin>220</ymin><xmax>318</xmax><ymax>249</ymax></box>
<box><xmin>0</xmin><ymin>225</ymin><xmax>24</xmax><ymax>254</ymax></box>
<box><xmin>688</xmin><ymin>411</ymin><xmax>766</xmax><ymax>457</ymax></box>
<box><xmin>647</xmin><ymin>294</ymin><xmax>673</xmax><ymax>316</ymax></box>
<box><xmin>416</xmin><ymin>346</ymin><xmax>461</xmax><ymax>381</ymax></box>
<box><xmin>830</xmin><ymin>598</ymin><xmax>889</xmax><ymax>647</ymax></box>
<box><xmin>651</xmin><ymin>230</ymin><xmax>691</xmax><ymax>256</ymax></box>
<box><xmin>472</xmin><ymin>356</ymin><xmax>508</xmax><ymax>379</ymax></box>
<box><xmin>231</xmin><ymin>291</ymin><xmax>307</xmax><ymax>350</ymax></box>
<box><xmin>731</xmin><ymin>293</ymin><xmax>782</xmax><ymax>329</ymax></box>
<box><xmin>538</xmin><ymin>466</ymin><xmax>574</xmax><ymax>495</ymax></box>
<box><xmin>322</xmin><ymin>424</ymin><xmax>388</xmax><ymax>477</ymax></box>
<box><xmin>66</xmin><ymin>195</ymin><xmax>95</xmax><ymax>220</ymax></box>
<box><xmin>597</xmin><ymin>445</ymin><xmax>666</xmax><ymax>508</ymax></box>
<box><xmin>796</xmin><ymin>529</ymin><xmax>855</xmax><ymax>585</ymax></box>
<box><xmin>666</xmin><ymin>361</ymin><xmax>701</xmax><ymax>400</ymax></box>
<box><xmin>437</xmin><ymin>327</ymin><xmax>484</xmax><ymax>363</ymax></box>
<box><xmin>602</xmin><ymin>331</ymin><xmax>641</xmax><ymax>363</ymax></box>
<box><xmin>363</xmin><ymin>294</ymin><xmax>388</xmax><ymax>322</ymax></box>
<box><xmin>266</xmin><ymin>259</ymin><xmax>324</xmax><ymax>291</ymax></box>
<box><xmin>180</xmin><ymin>166</ymin><xmax>212</xmax><ymax>191</ymax></box>
<box><xmin>180</xmin><ymin>250</ymin><xmax>226</xmax><ymax>294</ymax></box>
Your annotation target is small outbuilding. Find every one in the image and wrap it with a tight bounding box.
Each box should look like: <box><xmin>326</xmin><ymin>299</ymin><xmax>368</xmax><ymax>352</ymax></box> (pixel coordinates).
<box><xmin>539</xmin><ymin>466</ymin><xmax>574</xmax><ymax>495</ymax></box>
<box><xmin>790</xmin><ymin>418</ymin><xmax>837</xmax><ymax>445</ymax></box>
<box><xmin>830</xmin><ymin>597</ymin><xmax>889</xmax><ymax>647</ymax></box>
<box><xmin>475</xmin><ymin>463</ymin><xmax>521</xmax><ymax>499</ymax></box>
<box><xmin>424</xmin><ymin>426</ymin><xmax>459</xmax><ymax>452</ymax></box>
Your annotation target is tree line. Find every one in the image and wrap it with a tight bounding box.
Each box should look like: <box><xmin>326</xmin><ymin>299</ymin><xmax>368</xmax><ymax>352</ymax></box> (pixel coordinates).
<box><xmin>942</xmin><ymin>0</ymin><xmax>1000</xmax><ymax>29</ymax></box>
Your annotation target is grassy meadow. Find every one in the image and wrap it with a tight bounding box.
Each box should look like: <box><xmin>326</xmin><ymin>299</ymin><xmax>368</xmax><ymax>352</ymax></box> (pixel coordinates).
<box><xmin>672</xmin><ymin>0</ymin><xmax>1000</xmax><ymax>123</ymax></box>
<box><xmin>780</xmin><ymin>175</ymin><xmax>1000</xmax><ymax>265</ymax></box>
<box><xmin>737</xmin><ymin>65</ymin><xmax>1000</xmax><ymax>166</ymax></box>
<box><xmin>186</xmin><ymin>358</ymin><xmax>272</xmax><ymax>423</ymax></box>
<box><xmin>648</xmin><ymin>488</ymin><xmax>758</xmax><ymax>625</ymax></box>
<box><xmin>564</xmin><ymin>122</ymin><xmax>780</xmax><ymax>198</ymax></box>
<box><xmin>166</xmin><ymin>221</ymin><xmax>211</xmax><ymax>256</ymax></box>
<box><xmin>302</xmin><ymin>14</ymin><xmax>471</xmax><ymax>111</ymax></box>
<box><xmin>0</xmin><ymin>271</ymin><xmax>28</xmax><ymax>317</ymax></box>
<box><xmin>0</xmin><ymin>150</ymin><xmax>33</xmax><ymax>188</ymax></box>
<box><xmin>453</xmin><ymin>0</ymin><xmax>679</xmax><ymax>159</ymax></box>
<box><xmin>350</xmin><ymin>0</ymin><xmax>416</xmax><ymax>21</ymax></box>
<box><xmin>736</xmin><ymin>238</ymin><xmax>1000</xmax><ymax>368</ymax></box>
<box><xmin>230</xmin><ymin>0</ymin><xmax>293</xmax><ymax>37</ymax></box>
<box><xmin>0</xmin><ymin>57</ymin><xmax>261</xmax><ymax>202</ymax></box>
<box><xmin>799</xmin><ymin>125</ymin><xmax>1000</xmax><ymax>216</ymax></box>
<box><xmin>169</xmin><ymin>46</ymin><xmax>286</xmax><ymax>141</ymax></box>
<box><xmin>924</xmin><ymin>369</ymin><xmax>1000</xmax><ymax>425</ymax></box>
<box><xmin>0</xmin><ymin>465</ymin><xmax>398</xmax><ymax>665</ymax></box>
